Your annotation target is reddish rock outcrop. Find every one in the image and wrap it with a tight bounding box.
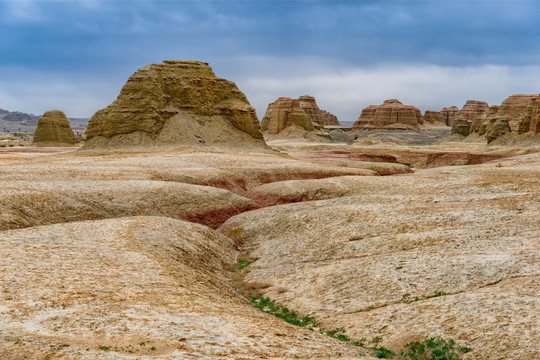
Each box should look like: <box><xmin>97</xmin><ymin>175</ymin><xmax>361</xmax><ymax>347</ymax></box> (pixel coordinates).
<box><xmin>353</xmin><ymin>99</ymin><xmax>423</xmax><ymax>129</ymax></box>
<box><xmin>298</xmin><ymin>95</ymin><xmax>324</xmax><ymax>126</ymax></box>
<box><xmin>260</xmin><ymin>97</ymin><xmax>314</xmax><ymax>134</ymax></box>
<box><xmin>32</xmin><ymin>110</ymin><xmax>76</xmax><ymax>147</ymax></box>
<box><xmin>517</xmin><ymin>95</ymin><xmax>540</xmax><ymax>134</ymax></box>
<box><xmin>451</xmin><ymin>113</ymin><xmax>472</xmax><ymax>137</ymax></box>
<box><xmin>461</xmin><ymin>100</ymin><xmax>489</xmax><ymax>122</ymax></box>
<box><xmin>496</xmin><ymin>94</ymin><xmax>537</xmax><ymax>131</ymax></box>
<box><xmin>84</xmin><ymin>60</ymin><xmax>266</xmax><ymax>149</ymax></box>
<box><xmin>321</xmin><ymin>110</ymin><xmax>340</xmax><ymax>126</ymax></box>
<box><xmin>422</xmin><ymin>111</ymin><xmax>446</xmax><ymax>126</ymax></box>
<box><xmin>441</xmin><ymin>106</ymin><xmax>459</xmax><ymax>127</ymax></box>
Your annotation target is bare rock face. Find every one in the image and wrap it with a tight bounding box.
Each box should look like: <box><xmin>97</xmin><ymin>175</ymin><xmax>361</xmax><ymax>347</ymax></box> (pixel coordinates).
<box><xmin>260</xmin><ymin>97</ymin><xmax>314</xmax><ymax>134</ymax></box>
<box><xmin>422</xmin><ymin>111</ymin><xmax>446</xmax><ymax>126</ymax></box>
<box><xmin>84</xmin><ymin>60</ymin><xmax>265</xmax><ymax>149</ymax></box>
<box><xmin>440</xmin><ymin>106</ymin><xmax>459</xmax><ymax>127</ymax></box>
<box><xmin>460</xmin><ymin>100</ymin><xmax>489</xmax><ymax>122</ymax></box>
<box><xmin>353</xmin><ymin>99</ymin><xmax>423</xmax><ymax>129</ymax></box>
<box><xmin>32</xmin><ymin>110</ymin><xmax>76</xmax><ymax>146</ymax></box>
<box><xmin>486</xmin><ymin>117</ymin><xmax>512</xmax><ymax>143</ymax></box>
<box><xmin>298</xmin><ymin>95</ymin><xmax>324</xmax><ymax>126</ymax></box>
<box><xmin>475</xmin><ymin>105</ymin><xmax>500</xmax><ymax>135</ymax></box>
<box><xmin>321</xmin><ymin>110</ymin><xmax>340</xmax><ymax>126</ymax></box>
<box><xmin>517</xmin><ymin>95</ymin><xmax>540</xmax><ymax>134</ymax></box>
<box><xmin>451</xmin><ymin>113</ymin><xmax>472</xmax><ymax>136</ymax></box>
<box><xmin>496</xmin><ymin>94</ymin><xmax>537</xmax><ymax>131</ymax></box>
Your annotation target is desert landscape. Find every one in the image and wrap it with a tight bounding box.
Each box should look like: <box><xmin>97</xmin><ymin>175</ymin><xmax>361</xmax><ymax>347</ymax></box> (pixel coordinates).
<box><xmin>2</xmin><ymin>1</ymin><xmax>540</xmax><ymax>359</ymax></box>
<box><xmin>0</xmin><ymin>59</ymin><xmax>538</xmax><ymax>360</ymax></box>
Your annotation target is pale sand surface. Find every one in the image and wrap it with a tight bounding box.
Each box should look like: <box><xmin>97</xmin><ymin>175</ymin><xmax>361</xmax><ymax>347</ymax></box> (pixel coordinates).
<box><xmin>0</xmin><ymin>143</ymin><xmax>538</xmax><ymax>359</ymax></box>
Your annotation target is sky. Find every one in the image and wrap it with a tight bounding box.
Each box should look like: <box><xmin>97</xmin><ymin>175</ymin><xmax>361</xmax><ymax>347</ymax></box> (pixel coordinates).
<box><xmin>1</xmin><ymin>0</ymin><xmax>540</xmax><ymax>123</ymax></box>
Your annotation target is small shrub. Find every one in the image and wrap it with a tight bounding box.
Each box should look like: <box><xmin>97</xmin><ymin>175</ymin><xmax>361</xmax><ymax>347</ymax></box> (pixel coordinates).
<box><xmin>249</xmin><ymin>296</ymin><xmax>317</xmax><ymax>328</ymax></box>
<box><xmin>371</xmin><ymin>345</ymin><xmax>395</xmax><ymax>358</ymax></box>
<box><xmin>98</xmin><ymin>345</ymin><xmax>110</xmax><ymax>351</ymax></box>
<box><xmin>399</xmin><ymin>337</ymin><xmax>467</xmax><ymax>360</ymax></box>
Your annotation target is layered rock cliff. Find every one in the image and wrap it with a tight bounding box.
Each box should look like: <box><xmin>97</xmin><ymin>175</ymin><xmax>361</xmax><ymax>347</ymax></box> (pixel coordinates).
<box><xmin>260</xmin><ymin>97</ymin><xmax>314</xmax><ymax>134</ymax></box>
<box><xmin>353</xmin><ymin>99</ymin><xmax>423</xmax><ymax>129</ymax></box>
<box><xmin>422</xmin><ymin>110</ymin><xmax>446</xmax><ymax>126</ymax></box>
<box><xmin>440</xmin><ymin>106</ymin><xmax>459</xmax><ymax>127</ymax></box>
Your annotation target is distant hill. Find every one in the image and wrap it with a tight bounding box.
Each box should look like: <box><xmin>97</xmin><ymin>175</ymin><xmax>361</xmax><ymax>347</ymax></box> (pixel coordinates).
<box><xmin>0</xmin><ymin>108</ymin><xmax>89</xmax><ymax>133</ymax></box>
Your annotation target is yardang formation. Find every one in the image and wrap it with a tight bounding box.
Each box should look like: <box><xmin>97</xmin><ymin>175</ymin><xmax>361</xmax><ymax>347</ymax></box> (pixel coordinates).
<box><xmin>83</xmin><ymin>60</ymin><xmax>267</xmax><ymax>151</ymax></box>
<box><xmin>32</xmin><ymin>110</ymin><xmax>76</xmax><ymax>147</ymax></box>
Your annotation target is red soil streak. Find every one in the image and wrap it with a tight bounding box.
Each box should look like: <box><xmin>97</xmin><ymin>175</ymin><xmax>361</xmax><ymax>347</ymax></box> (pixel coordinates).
<box><xmin>177</xmin><ymin>204</ymin><xmax>259</xmax><ymax>229</ymax></box>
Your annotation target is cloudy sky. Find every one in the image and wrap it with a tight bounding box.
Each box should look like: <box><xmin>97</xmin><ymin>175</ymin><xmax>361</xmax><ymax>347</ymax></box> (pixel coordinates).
<box><xmin>1</xmin><ymin>0</ymin><xmax>540</xmax><ymax>123</ymax></box>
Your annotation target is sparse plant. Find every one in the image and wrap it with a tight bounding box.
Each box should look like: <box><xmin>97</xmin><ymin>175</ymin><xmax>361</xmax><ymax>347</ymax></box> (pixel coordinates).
<box><xmin>249</xmin><ymin>296</ymin><xmax>317</xmax><ymax>328</ymax></box>
<box><xmin>228</xmin><ymin>258</ymin><xmax>253</xmax><ymax>273</ymax></box>
<box><xmin>371</xmin><ymin>345</ymin><xmax>395</xmax><ymax>358</ymax></box>
<box><xmin>98</xmin><ymin>345</ymin><xmax>110</xmax><ymax>351</ymax></box>
<box><xmin>399</xmin><ymin>337</ymin><xmax>469</xmax><ymax>360</ymax></box>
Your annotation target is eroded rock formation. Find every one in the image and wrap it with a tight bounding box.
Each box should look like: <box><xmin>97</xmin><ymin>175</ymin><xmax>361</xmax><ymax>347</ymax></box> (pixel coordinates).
<box><xmin>472</xmin><ymin>94</ymin><xmax>539</xmax><ymax>143</ymax></box>
<box><xmin>461</xmin><ymin>100</ymin><xmax>489</xmax><ymax>121</ymax></box>
<box><xmin>441</xmin><ymin>106</ymin><xmax>459</xmax><ymax>127</ymax></box>
<box><xmin>260</xmin><ymin>97</ymin><xmax>314</xmax><ymax>134</ymax></box>
<box><xmin>298</xmin><ymin>95</ymin><xmax>323</xmax><ymax>126</ymax></box>
<box><xmin>321</xmin><ymin>110</ymin><xmax>340</xmax><ymax>126</ymax></box>
<box><xmin>353</xmin><ymin>99</ymin><xmax>423</xmax><ymax>129</ymax></box>
<box><xmin>32</xmin><ymin>110</ymin><xmax>76</xmax><ymax>146</ymax></box>
<box><xmin>84</xmin><ymin>60</ymin><xmax>266</xmax><ymax>149</ymax></box>
<box><xmin>517</xmin><ymin>95</ymin><xmax>540</xmax><ymax>134</ymax></box>
<box><xmin>496</xmin><ymin>94</ymin><xmax>537</xmax><ymax>131</ymax></box>
<box><xmin>451</xmin><ymin>113</ymin><xmax>472</xmax><ymax>137</ymax></box>
<box><xmin>485</xmin><ymin>118</ymin><xmax>512</xmax><ymax>143</ymax></box>
<box><xmin>422</xmin><ymin>111</ymin><xmax>446</xmax><ymax>126</ymax></box>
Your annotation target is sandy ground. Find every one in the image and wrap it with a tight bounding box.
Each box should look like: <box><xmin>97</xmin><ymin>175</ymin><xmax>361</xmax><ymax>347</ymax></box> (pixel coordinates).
<box><xmin>220</xmin><ymin>151</ymin><xmax>540</xmax><ymax>359</ymax></box>
<box><xmin>0</xmin><ymin>140</ymin><xmax>538</xmax><ymax>359</ymax></box>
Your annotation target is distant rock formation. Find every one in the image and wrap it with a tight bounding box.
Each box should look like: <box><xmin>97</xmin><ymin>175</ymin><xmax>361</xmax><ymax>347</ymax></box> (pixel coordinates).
<box><xmin>32</xmin><ymin>110</ymin><xmax>76</xmax><ymax>146</ymax></box>
<box><xmin>320</xmin><ymin>110</ymin><xmax>340</xmax><ymax>126</ymax></box>
<box><xmin>485</xmin><ymin>118</ymin><xmax>512</xmax><ymax>143</ymax></box>
<box><xmin>451</xmin><ymin>113</ymin><xmax>472</xmax><ymax>137</ymax></box>
<box><xmin>495</xmin><ymin>94</ymin><xmax>537</xmax><ymax>131</ymax></box>
<box><xmin>461</xmin><ymin>100</ymin><xmax>489</xmax><ymax>122</ymax></box>
<box><xmin>475</xmin><ymin>105</ymin><xmax>500</xmax><ymax>135</ymax></box>
<box><xmin>261</xmin><ymin>97</ymin><xmax>314</xmax><ymax>134</ymax></box>
<box><xmin>83</xmin><ymin>60</ymin><xmax>267</xmax><ymax>150</ymax></box>
<box><xmin>353</xmin><ymin>99</ymin><xmax>423</xmax><ymax>130</ymax></box>
<box><xmin>422</xmin><ymin>111</ymin><xmax>446</xmax><ymax>126</ymax></box>
<box><xmin>467</xmin><ymin>94</ymin><xmax>540</xmax><ymax>144</ymax></box>
<box><xmin>298</xmin><ymin>95</ymin><xmax>324</xmax><ymax>126</ymax></box>
<box><xmin>441</xmin><ymin>106</ymin><xmax>459</xmax><ymax>127</ymax></box>
<box><xmin>518</xmin><ymin>95</ymin><xmax>540</xmax><ymax>134</ymax></box>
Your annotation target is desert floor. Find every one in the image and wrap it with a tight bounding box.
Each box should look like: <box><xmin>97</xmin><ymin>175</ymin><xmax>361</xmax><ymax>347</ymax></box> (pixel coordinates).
<box><xmin>0</xmin><ymin>139</ymin><xmax>538</xmax><ymax>359</ymax></box>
